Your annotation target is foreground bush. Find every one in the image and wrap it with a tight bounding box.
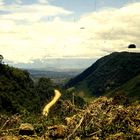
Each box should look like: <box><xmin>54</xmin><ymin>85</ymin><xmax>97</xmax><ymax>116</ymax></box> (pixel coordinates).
<box><xmin>0</xmin><ymin>96</ymin><xmax>140</xmax><ymax>140</ymax></box>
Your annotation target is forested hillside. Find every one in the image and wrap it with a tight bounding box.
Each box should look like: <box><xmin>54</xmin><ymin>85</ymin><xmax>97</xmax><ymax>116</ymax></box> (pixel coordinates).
<box><xmin>66</xmin><ymin>52</ymin><xmax>140</xmax><ymax>98</ymax></box>
<box><xmin>0</xmin><ymin>63</ymin><xmax>54</xmax><ymax>114</ymax></box>
<box><xmin>0</xmin><ymin>63</ymin><xmax>85</xmax><ymax>114</ymax></box>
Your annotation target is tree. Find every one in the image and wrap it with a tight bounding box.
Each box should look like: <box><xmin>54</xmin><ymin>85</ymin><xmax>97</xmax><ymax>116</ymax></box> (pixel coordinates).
<box><xmin>0</xmin><ymin>55</ymin><xmax>3</xmax><ymax>63</ymax></box>
<box><xmin>35</xmin><ymin>77</ymin><xmax>54</xmax><ymax>106</ymax></box>
<box><xmin>128</xmin><ymin>44</ymin><xmax>136</xmax><ymax>49</ymax></box>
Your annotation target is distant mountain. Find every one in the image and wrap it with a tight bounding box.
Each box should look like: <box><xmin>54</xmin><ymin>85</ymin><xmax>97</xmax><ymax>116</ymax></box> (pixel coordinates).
<box><xmin>65</xmin><ymin>52</ymin><xmax>140</xmax><ymax>97</ymax></box>
<box><xmin>7</xmin><ymin>58</ymin><xmax>95</xmax><ymax>71</ymax></box>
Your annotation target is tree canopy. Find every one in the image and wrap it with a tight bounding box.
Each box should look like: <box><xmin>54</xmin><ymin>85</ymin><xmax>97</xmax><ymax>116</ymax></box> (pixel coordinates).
<box><xmin>0</xmin><ymin>55</ymin><xmax>3</xmax><ymax>63</ymax></box>
<box><xmin>128</xmin><ymin>44</ymin><xmax>136</xmax><ymax>48</ymax></box>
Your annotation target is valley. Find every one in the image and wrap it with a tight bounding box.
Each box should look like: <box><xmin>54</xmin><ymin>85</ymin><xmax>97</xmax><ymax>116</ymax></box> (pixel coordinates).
<box><xmin>27</xmin><ymin>69</ymin><xmax>83</xmax><ymax>86</ymax></box>
<box><xmin>0</xmin><ymin>52</ymin><xmax>140</xmax><ymax>140</ymax></box>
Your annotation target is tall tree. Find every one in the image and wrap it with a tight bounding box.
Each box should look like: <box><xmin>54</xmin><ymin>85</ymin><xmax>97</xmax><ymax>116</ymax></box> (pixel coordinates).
<box><xmin>0</xmin><ymin>55</ymin><xmax>3</xmax><ymax>63</ymax></box>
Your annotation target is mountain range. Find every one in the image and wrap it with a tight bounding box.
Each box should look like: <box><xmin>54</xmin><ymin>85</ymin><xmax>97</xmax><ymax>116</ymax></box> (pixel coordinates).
<box><xmin>6</xmin><ymin>58</ymin><xmax>95</xmax><ymax>71</ymax></box>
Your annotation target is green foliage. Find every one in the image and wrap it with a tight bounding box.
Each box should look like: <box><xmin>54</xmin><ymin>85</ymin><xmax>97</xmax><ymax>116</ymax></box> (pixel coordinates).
<box><xmin>107</xmin><ymin>74</ymin><xmax>140</xmax><ymax>102</ymax></box>
<box><xmin>62</xmin><ymin>88</ymin><xmax>86</xmax><ymax>108</ymax></box>
<box><xmin>36</xmin><ymin>77</ymin><xmax>54</xmax><ymax>99</ymax></box>
<box><xmin>35</xmin><ymin>77</ymin><xmax>55</xmax><ymax>110</ymax></box>
<box><xmin>0</xmin><ymin>64</ymin><xmax>52</xmax><ymax>114</ymax></box>
<box><xmin>0</xmin><ymin>62</ymin><xmax>84</xmax><ymax>117</ymax></box>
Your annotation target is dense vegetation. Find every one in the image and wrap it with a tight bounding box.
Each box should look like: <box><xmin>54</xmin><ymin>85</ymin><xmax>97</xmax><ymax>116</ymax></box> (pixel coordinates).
<box><xmin>0</xmin><ymin>61</ymin><xmax>86</xmax><ymax>139</ymax></box>
<box><xmin>0</xmin><ymin>62</ymin><xmax>84</xmax><ymax>115</ymax></box>
<box><xmin>0</xmin><ymin>96</ymin><xmax>140</xmax><ymax>139</ymax></box>
<box><xmin>0</xmin><ymin>63</ymin><xmax>37</xmax><ymax>114</ymax></box>
<box><xmin>66</xmin><ymin>52</ymin><xmax>140</xmax><ymax>98</ymax></box>
<box><xmin>107</xmin><ymin>73</ymin><xmax>140</xmax><ymax>101</ymax></box>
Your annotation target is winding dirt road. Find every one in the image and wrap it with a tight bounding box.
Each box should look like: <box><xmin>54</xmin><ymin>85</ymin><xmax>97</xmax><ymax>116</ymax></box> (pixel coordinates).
<box><xmin>42</xmin><ymin>89</ymin><xmax>61</xmax><ymax>116</ymax></box>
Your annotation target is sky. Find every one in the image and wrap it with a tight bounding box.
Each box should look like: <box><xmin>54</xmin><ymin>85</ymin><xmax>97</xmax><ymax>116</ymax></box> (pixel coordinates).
<box><xmin>0</xmin><ymin>0</ymin><xmax>140</xmax><ymax>69</ymax></box>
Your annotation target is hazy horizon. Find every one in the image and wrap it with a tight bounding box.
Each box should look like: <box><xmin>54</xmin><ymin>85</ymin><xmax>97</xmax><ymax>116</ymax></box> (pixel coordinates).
<box><xmin>5</xmin><ymin>57</ymin><xmax>96</xmax><ymax>71</ymax></box>
<box><xmin>0</xmin><ymin>0</ymin><xmax>140</xmax><ymax>68</ymax></box>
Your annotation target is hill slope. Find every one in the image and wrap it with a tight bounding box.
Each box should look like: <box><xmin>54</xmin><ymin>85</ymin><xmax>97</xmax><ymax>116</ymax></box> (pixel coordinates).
<box><xmin>0</xmin><ymin>63</ymin><xmax>85</xmax><ymax>114</ymax></box>
<box><xmin>107</xmin><ymin>73</ymin><xmax>140</xmax><ymax>100</ymax></box>
<box><xmin>0</xmin><ymin>64</ymin><xmax>37</xmax><ymax>113</ymax></box>
<box><xmin>65</xmin><ymin>52</ymin><xmax>140</xmax><ymax>96</ymax></box>
<box><xmin>0</xmin><ymin>64</ymin><xmax>54</xmax><ymax>114</ymax></box>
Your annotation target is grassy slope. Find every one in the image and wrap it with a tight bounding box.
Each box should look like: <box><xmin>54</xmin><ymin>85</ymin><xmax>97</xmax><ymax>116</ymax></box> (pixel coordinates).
<box><xmin>106</xmin><ymin>74</ymin><xmax>140</xmax><ymax>101</ymax></box>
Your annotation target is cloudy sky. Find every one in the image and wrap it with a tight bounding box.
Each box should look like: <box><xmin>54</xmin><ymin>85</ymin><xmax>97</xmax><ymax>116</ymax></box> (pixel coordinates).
<box><xmin>0</xmin><ymin>0</ymin><xmax>140</xmax><ymax>69</ymax></box>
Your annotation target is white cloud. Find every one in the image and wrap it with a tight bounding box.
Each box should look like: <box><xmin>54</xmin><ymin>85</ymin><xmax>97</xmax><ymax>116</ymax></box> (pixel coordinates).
<box><xmin>0</xmin><ymin>0</ymin><xmax>4</xmax><ymax>5</ymax></box>
<box><xmin>0</xmin><ymin>3</ymin><xmax>72</xmax><ymax>22</ymax></box>
<box><xmin>0</xmin><ymin>2</ymin><xmax>140</xmax><ymax>63</ymax></box>
<box><xmin>77</xmin><ymin>2</ymin><xmax>140</xmax><ymax>53</ymax></box>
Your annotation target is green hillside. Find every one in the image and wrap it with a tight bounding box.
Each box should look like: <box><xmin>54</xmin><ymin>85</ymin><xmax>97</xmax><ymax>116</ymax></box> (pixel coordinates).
<box><xmin>65</xmin><ymin>52</ymin><xmax>140</xmax><ymax>98</ymax></box>
<box><xmin>0</xmin><ymin>63</ymin><xmax>85</xmax><ymax>115</ymax></box>
<box><xmin>107</xmin><ymin>73</ymin><xmax>140</xmax><ymax>101</ymax></box>
<box><xmin>0</xmin><ymin>63</ymin><xmax>55</xmax><ymax>114</ymax></box>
